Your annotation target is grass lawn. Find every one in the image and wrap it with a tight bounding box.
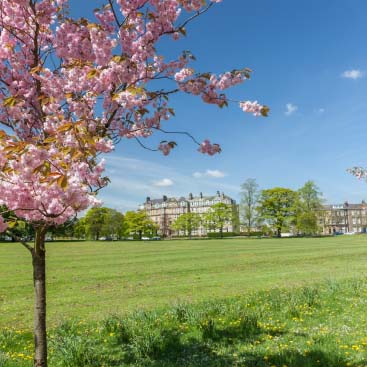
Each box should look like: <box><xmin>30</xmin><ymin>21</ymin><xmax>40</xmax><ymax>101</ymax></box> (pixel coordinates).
<box><xmin>1</xmin><ymin>236</ymin><xmax>367</xmax><ymax>329</ymax></box>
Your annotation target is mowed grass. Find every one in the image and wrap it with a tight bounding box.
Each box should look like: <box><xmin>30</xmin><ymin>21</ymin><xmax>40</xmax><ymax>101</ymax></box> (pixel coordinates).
<box><xmin>1</xmin><ymin>236</ymin><xmax>367</xmax><ymax>329</ymax></box>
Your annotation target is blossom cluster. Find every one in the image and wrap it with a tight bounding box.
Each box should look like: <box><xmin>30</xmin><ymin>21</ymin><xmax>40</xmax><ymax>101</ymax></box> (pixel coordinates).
<box><xmin>198</xmin><ymin>140</ymin><xmax>222</xmax><ymax>156</ymax></box>
<box><xmin>239</xmin><ymin>101</ymin><xmax>265</xmax><ymax>116</ymax></box>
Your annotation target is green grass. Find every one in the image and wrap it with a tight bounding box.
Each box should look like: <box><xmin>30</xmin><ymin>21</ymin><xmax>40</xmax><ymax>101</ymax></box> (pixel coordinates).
<box><xmin>2</xmin><ymin>236</ymin><xmax>367</xmax><ymax>366</ymax></box>
<box><xmin>2</xmin><ymin>236</ymin><xmax>367</xmax><ymax>328</ymax></box>
<box><xmin>2</xmin><ymin>278</ymin><xmax>367</xmax><ymax>366</ymax></box>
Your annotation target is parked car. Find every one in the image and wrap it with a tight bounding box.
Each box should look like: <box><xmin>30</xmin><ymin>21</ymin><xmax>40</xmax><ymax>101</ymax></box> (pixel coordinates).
<box><xmin>151</xmin><ymin>236</ymin><xmax>161</xmax><ymax>241</ymax></box>
<box><xmin>141</xmin><ymin>236</ymin><xmax>150</xmax><ymax>241</ymax></box>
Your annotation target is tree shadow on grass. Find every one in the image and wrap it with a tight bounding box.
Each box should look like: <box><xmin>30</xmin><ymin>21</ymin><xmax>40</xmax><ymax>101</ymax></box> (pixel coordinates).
<box><xmin>138</xmin><ymin>346</ymin><xmax>366</xmax><ymax>367</ymax></box>
<box><xmin>241</xmin><ymin>349</ymin><xmax>365</xmax><ymax>367</ymax></box>
<box><xmin>117</xmin><ymin>318</ymin><xmax>266</xmax><ymax>366</ymax></box>
<box><xmin>122</xmin><ymin>330</ymin><xmax>235</xmax><ymax>367</ymax></box>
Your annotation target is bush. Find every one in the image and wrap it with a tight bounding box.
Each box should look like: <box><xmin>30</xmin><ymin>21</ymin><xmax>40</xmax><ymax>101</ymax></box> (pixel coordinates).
<box><xmin>207</xmin><ymin>232</ymin><xmax>239</xmax><ymax>238</ymax></box>
<box><xmin>240</xmin><ymin>231</ymin><xmax>263</xmax><ymax>237</ymax></box>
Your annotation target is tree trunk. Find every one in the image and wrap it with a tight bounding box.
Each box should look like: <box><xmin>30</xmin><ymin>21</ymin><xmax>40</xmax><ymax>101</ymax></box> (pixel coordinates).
<box><xmin>32</xmin><ymin>228</ymin><xmax>47</xmax><ymax>367</ymax></box>
<box><xmin>277</xmin><ymin>227</ymin><xmax>281</xmax><ymax>238</ymax></box>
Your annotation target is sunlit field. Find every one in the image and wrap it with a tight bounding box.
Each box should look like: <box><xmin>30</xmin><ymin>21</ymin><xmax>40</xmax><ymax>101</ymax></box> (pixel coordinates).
<box><xmin>2</xmin><ymin>236</ymin><xmax>367</xmax><ymax>328</ymax></box>
<box><xmin>2</xmin><ymin>236</ymin><xmax>367</xmax><ymax>366</ymax></box>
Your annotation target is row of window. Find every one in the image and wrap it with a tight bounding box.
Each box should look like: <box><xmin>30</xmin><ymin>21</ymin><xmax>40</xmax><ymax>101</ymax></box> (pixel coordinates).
<box><xmin>147</xmin><ymin>199</ymin><xmax>232</xmax><ymax>209</ymax></box>
<box><xmin>325</xmin><ymin>210</ymin><xmax>367</xmax><ymax>216</ymax></box>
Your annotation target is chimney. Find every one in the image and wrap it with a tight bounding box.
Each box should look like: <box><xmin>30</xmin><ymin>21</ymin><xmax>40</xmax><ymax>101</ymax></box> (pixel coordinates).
<box><xmin>189</xmin><ymin>193</ymin><xmax>193</xmax><ymax>200</ymax></box>
<box><xmin>200</xmin><ymin>192</ymin><xmax>203</xmax><ymax>198</ymax></box>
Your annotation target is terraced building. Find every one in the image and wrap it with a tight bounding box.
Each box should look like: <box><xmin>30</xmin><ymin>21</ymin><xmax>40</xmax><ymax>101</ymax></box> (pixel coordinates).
<box><xmin>141</xmin><ymin>191</ymin><xmax>239</xmax><ymax>237</ymax></box>
<box><xmin>318</xmin><ymin>201</ymin><xmax>367</xmax><ymax>234</ymax></box>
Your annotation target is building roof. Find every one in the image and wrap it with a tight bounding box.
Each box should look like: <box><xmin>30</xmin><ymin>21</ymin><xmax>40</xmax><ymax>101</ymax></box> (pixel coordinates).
<box><xmin>322</xmin><ymin>201</ymin><xmax>367</xmax><ymax>210</ymax></box>
<box><xmin>143</xmin><ymin>192</ymin><xmax>235</xmax><ymax>205</ymax></box>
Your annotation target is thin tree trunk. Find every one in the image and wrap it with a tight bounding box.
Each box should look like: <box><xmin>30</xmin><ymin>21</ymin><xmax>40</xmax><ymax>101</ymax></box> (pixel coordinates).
<box><xmin>32</xmin><ymin>227</ymin><xmax>47</xmax><ymax>367</ymax></box>
<box><xmin>277</xmin><ymin>227</ymin><xmax>281</xmax><ymax>238</ymax></box>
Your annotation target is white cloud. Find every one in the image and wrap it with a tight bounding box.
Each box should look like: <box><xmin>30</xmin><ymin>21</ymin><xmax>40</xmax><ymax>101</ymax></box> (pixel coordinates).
<box><xmin>193</xmin><ymin>169</ymin><xmax>226</xmax><ymax>178</ymax></box>
<box><xmin>317</xmin><ymin>108</ymin><xmax>325</xmax><ymax>114</ymax></box>
<box><xmin>341</xmin><ymin>69</ymin><xmax>364</xmax><ymax>80</ymax></box>
<box><xmin>285</xmin><ymin>103</ymin><xmax>298</xmax><ymax>116</ymax></box>
<box><xmin>153</xmin><ymin>178</ymin><xmax>174</xmax><ymax>187</ymax></box>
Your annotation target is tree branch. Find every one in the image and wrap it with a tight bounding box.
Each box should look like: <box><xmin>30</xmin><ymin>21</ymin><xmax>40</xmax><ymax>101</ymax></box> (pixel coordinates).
<box><xmin>6</xmin><ymin>230</ymin><xmax>33</xmax><ymax>253</ymax></box>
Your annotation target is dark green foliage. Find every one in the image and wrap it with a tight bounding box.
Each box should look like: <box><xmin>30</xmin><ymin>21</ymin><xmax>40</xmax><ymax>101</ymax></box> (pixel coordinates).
<box><xmin>204</xmin><ymin>203</ymin><xmax>235</xmax><ymax>238</ymax></box>
<box><xmin>83</xmin><ymin>207</ymin><xmax>125</xmax><ymax>240</ymax></box>
<box><xmin>207</xmin><ymin>231</ymin><xmax>238</xmax><ymax>238</ymax></box>
<box><xmin>124</xmin><ymin>210</ymin><xmax>158</xmax><ymax>240</ymax></box>
<box><xmin>258</xmin><ymin>187</ymin><xmax>298</xmax><ymax>237</ymax></box>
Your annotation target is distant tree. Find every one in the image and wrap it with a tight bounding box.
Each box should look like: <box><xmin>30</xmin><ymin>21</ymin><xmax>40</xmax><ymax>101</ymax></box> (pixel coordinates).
<box><xmin>73</xmin><ymin>218</ymin><xmax>87</xmax><ymax>240</ymax></box>
<box><xmin>48</xmin><ymin>218</ymin><xmax>77</xmax><ymax>239</ymax></box>
<box><xmin>296</xmin><ymin>212</ymin><xmax>320</xmax><ymax>236</ymax></box>
<box><xmin>124</xmin><ymin>211</ymin><xmax>158</xmax><ymax>240</ymax></box>
<box><xmin>298</xmin><ymin>181</ymin><xmax>323</xmax><ymax>212</ymax></box>
<box><xmin>295</xmin><ymin>181</ymin><xmax>323</xmax><ymax>235</ymax></box>
<box><xmin>204</xmin><ymin>203</ymin><xmax>234</xmax><ymax>238</ymax></box>
<box><xmin>240</xmin><ymin>178</ymin><xmax>260</xmax><ymax>235</ymax></box>
<box><xmin>84</xmin><ymin>207</ymin><xmax>110</xmax><ymax>240</ymax></box>
<box><xmin>101</xmin><ymin>209</ymin><xmax>125</xmax><ymax>240</ymax></box>
<box><xmin>171</xmin><ymin>212</ymin><xmax>202</xmax><ymax>238</ymax></box>
<box><xmin>84</xmin><ymin>207</ymin><xmax>125</xmax><ymax>240</ymax></box>
<box><xmin>258</xmin><ymin>188</ymin><xmax>298</xmax><ymax>237</ymax></box>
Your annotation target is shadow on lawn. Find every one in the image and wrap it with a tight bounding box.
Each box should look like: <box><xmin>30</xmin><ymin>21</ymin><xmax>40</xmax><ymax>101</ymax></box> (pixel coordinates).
<box><xmin>121</xmin><ymin>330</ymin><xmax>234</xmax><ymax>367</ymax></box>
<box><xmin>117</xmin><ymin>321</ymin><xmax>364</xmax><ymax>367</ymax></box>
<box><xmin>138</xmin><ymin>346</ymin><xmax>365</xmax><ymax>367</ymax></box>
<box><xmin>241</xmin><ymin>349</ymin><xmax>365</xmax><ymax>367</ymax></box>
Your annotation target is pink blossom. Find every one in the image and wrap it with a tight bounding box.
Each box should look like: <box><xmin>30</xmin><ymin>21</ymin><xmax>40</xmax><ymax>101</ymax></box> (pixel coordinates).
<box><xmin>239</xmin><ymin>100</ymin><xmax>264</xmax><ymax>116</ymax></box>
<box><xmin>174</xmin><ymin>68</ymin><xmax>194</xmax><ymax>82</ymax></box>
<box><xmin>198</xmin><ymin>140</ymin><xmax>221</xmax><ymax>156</ymax></box>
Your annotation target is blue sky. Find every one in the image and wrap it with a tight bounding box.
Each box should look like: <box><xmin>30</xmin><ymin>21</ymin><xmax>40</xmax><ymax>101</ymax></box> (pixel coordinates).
<box><xmin>73</xmin><ymin>1</ymin><xmax>367</xmax><ymax>212</ymax></box>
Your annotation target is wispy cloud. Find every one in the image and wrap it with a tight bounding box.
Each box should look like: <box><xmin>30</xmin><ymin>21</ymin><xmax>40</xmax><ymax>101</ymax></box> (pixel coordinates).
<box><xmin>285</xmin><ymin>103</ymin><xmax>298</xmax><ymax>116</ymax></box>
<box><xmin>153</xmin><ymin>178</ymin><xmax>174</xmax><ymax>187</ymax></box>
<box><xmin>341</xmin><ymin>69</ymin><xmax>364</xmax><ymax>80</ymax></box>
<box><xmin>193</xmin><ymin>169</ymin><xmax>226</xmax><ymax>178</ymax></box>
<box><xmin>317</xmin><ymin>108</ymin><xmax>325</xmax><ymax>114</ymax></box>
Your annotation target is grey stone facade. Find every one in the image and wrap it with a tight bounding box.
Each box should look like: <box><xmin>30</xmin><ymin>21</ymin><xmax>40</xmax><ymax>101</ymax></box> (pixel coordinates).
<box><xmin>141</xmin><ymin>191</ymin><xmax>239</xmax><ymax>237</ymax></box>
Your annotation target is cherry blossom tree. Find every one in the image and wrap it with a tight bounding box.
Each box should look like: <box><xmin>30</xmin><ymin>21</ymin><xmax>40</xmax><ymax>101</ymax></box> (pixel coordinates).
<box><xmin>0</xmin><ymin>1</ymin><xmax>267</xmax><ymax>366</ymax></box>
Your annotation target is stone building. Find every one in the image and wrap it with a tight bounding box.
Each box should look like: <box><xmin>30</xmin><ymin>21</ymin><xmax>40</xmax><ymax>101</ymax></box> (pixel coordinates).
<box><xmin>141</xmin><ymin>191</ymin><xmax>239</xmax><ymax>237</ymax></box>
<box><xmin>318</xmin><ymin>201</ymin><xmax>367</xmax><ymax>234</ymax></box>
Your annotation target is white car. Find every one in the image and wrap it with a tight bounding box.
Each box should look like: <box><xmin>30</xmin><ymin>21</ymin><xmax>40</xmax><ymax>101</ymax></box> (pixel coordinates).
<box><xmin>142</xmin><ymin>236</ymin><xmax>150</xmax><ymax>240</ymax></box>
